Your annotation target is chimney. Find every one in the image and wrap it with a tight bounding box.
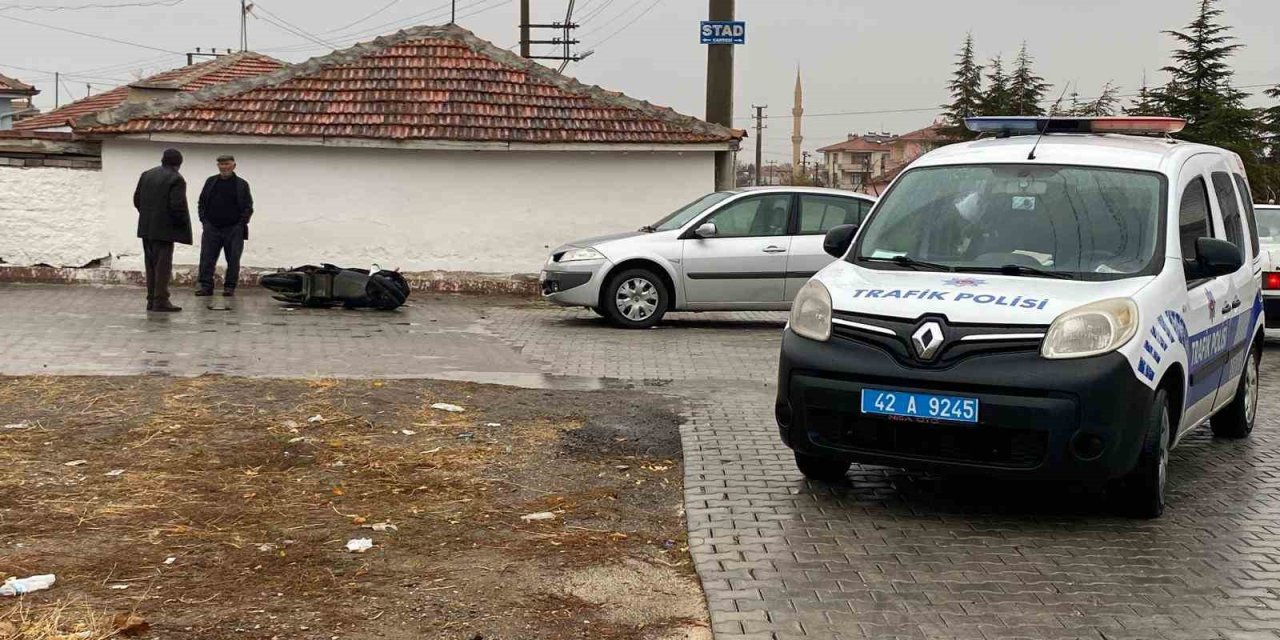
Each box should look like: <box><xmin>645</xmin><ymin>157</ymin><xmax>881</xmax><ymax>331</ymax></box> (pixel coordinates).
<box><xmin>125</xmin><ymin>81</ymin><xmax>182</xmax><ymax>104</ymax></box>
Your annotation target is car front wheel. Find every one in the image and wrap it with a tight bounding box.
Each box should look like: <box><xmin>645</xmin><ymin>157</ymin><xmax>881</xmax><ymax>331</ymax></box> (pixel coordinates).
<box><xmin>602</xmin><ymin>268</ymin><xmax>669</xmax><ymax>329</ymax></box>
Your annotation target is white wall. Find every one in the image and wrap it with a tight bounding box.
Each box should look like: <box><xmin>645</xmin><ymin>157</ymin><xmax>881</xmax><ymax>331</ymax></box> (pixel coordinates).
<box><xmin>101</xmin><ymin>140</ymin><xmax>716</xmax><ymax>274</ymax></box>
<box><xmin>0</xmin><ymin>166</ymin><xmax>106</xmax><ymax>267</ymax></box>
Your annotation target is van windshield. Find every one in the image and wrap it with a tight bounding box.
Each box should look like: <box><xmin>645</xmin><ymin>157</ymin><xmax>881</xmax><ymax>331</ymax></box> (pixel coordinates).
<box><xmin>650</xmin><ymin>192</ymin><xmax>735</xmax><ymax>232</ymax></box>
<box><xmin>851</xmin><ymin>164</ymin><xmax>1165</xmax><ymax>281</ymax></box>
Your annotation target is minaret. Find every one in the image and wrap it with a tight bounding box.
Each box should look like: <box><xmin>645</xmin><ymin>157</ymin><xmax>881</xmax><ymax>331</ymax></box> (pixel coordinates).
<box><xmin>792</xmin><ymin>69</ymin><xmax>804</xmax><ymax>180</ymax></box>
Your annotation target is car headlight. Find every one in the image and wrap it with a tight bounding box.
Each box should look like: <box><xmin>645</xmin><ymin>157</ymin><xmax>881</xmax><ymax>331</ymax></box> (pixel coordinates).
<box><xmin>1041</xmin><ymin>298</ymin><xmax>1138</xmax><ymax>359</ymax></box>
<box><xmin>559</xmin><ymin>247</ymin><xmax>605</xmax><ymax>263</ymax></box>
<box><xmin>790</xmin><ymin>280</ymin><xmax>832</xmax><ymax>342</ymax></box>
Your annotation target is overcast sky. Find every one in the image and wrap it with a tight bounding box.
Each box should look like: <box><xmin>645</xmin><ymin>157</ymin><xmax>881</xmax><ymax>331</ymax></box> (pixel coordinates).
<box><xmin>2</xmin><ymin>0</ymin><xmax>1277</xmax><ymax>163</ymax></box>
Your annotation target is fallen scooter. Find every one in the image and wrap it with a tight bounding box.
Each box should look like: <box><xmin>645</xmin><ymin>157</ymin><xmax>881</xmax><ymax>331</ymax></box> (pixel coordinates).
<box><xmin>259</xmin><ymin>264</ymin><xmax>410</xmax><ymax>310</ymax></box>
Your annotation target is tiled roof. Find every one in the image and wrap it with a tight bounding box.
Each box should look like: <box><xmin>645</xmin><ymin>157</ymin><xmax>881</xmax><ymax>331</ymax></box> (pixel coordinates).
<box><xmin>82</xmin><ymin>25</ymin><xmax>741</xmax><ymax>145</ymax></box>
<box><xmin>0</xmin><ymin>73</ymin><xmax>38</xmax><ymax>96</ymax></box>
<box><xmin>818</xmin><ymin>137</ymin><xmax>890</xmax><ymax>153</ymax></box>
<box><xmin>897</xmin><ymin>123</ymin><xmax>946</xmax><ymax>141</ymax></box>
<box><xmin>15</xmin><ymin>52</ymin><xmax>283</xmax><ymax>131</ymax></box>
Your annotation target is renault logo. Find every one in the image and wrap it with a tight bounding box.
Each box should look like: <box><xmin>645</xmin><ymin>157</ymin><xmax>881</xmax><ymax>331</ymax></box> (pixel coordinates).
<box><xmin>911</xmin><ymin>321</ymin><xmax>945</xmax><ymax>361</ymax></box>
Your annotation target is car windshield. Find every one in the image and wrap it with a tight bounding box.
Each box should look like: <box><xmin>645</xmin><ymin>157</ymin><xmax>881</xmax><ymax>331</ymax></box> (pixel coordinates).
<box><xmin>852</xmin><ymin>164</ymin><xmax>1165</xmax><ymax>281</ymax></box>
<box><xmin>650</xmin><ymin>192</ymin><xmax>735</xmax><ymax>231</ymax></box>
<box><xmin>1256</xmin><ymin>207</ymin><xmax>1280</xmax><ymax>244</ymax></box>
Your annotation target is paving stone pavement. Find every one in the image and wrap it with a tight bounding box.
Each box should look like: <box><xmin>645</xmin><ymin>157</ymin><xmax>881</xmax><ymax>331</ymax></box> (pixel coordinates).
<box><xmin>7</xmin><ymin>284</ymin><xmax>1280</xmax><ymax>639</ymax></box>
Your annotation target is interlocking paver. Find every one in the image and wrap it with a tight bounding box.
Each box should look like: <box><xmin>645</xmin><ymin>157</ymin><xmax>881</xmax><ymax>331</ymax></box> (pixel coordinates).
<box><xmin>5</xmin><ymin>284</ymin><xmax>1280</xmax><ymax>639</ymax></box>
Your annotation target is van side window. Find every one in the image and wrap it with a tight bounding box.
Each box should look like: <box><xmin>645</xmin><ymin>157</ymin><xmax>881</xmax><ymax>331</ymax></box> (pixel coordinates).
<box><xmin>1233</xmin><ymin>174</ymin><xmax>1261</xmax><ymax>257</ymax></box>
<box><xmin>1211</xmin><ymin>172</ymin><xmax>1245</xmax><ymax>256</ymax></box>
<box><xmin>1179</xmin><ymin>177</ymin><xmax>1212</xmax><ymax>261</ymax></box>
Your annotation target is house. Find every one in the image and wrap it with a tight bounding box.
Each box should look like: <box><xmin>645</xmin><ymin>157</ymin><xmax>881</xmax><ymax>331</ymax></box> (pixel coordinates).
<box><xmin>818</xmin><ymin>123</ymin><xmax>945</xmax><ymax>194</ymax></box>
<box><xmin>0</xmin><ymin>73</ymin><xmax>39</xmax><ymax>130</ymax></box>
<box><xmin>0</xmin><ymin>53</ymin><xmax>285</xmax><ymax>270</ymax></box>
<box><xmin>69</xmin><ymin>24</ymin><xmax>742</xmax><ymax>281</ymax></box>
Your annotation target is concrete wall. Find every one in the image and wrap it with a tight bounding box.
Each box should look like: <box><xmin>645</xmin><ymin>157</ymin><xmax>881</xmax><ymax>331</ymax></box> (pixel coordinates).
<box><xmin>100</xmin><ymin>140</ymin><xmax>716</xmax><ymax>275</ymax></box>
<box><xmin>0</xmin><ymin>165</ymin><xmax>106</xmax><ymax>267</ymax></box>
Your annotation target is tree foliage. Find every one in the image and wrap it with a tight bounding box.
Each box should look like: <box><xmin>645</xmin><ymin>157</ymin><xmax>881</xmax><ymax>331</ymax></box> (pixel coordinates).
<box><xmin>979</xmin><ymin>55</ymin><xmax>1012</xmax><ymax>116</ymax></box>
<box><xmin>940</xmin><ymin>33</ymin><xmax>984</xmax><ymax>139</ymax></box>
<box><xmin>1009</xmin><ymin>43</ymin><xmax>1050</xmax><ymax>116</ymax></box>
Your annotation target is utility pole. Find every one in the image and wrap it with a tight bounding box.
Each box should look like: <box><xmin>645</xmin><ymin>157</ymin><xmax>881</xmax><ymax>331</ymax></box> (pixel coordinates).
<box><xmin>520</xmin><ymin>0</ymin><xmax>531</xmax><ymax>58</ymax></box>
<box><xmin>54</xmin><ymin>72</ymin><xmax>59</xmax><ymax>108</ymax></box>
<box><xmin>801</xmin><ymin>150</ymin><xmax>810</xmax><ymax>185</ymax></box>
<box><xmin>751</xmin><ymin>104</ymin><xmax>766</xmax><ymax>185</ymax></box>
<box><xmin>705</xmin><ymin>0</ymin><xmax>734</xmax><ymax>190</ymax></box>
<box><xmin>240</xmin><ymin>0</ymin><xmax>248</xmax><ymax>50</ymax></box>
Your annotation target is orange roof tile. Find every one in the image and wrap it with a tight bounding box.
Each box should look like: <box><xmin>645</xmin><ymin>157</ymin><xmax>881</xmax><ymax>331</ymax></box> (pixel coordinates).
<box><xmin>83</xmin><ymin>25</ymin><xmax>740</xmax><ymax>145</ymax></box>
<box><xmin>0</xmin><ymin>73</ymin><xmax>38</xmax><ymax>96</ymax></box>
<box><xmin>15</xmin><ymin>52</ymin><xmax>284</xmax><ymax>131</ymax></box>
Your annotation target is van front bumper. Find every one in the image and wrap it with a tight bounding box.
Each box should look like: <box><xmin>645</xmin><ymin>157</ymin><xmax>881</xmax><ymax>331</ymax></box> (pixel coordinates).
<box><xmin>776</xmin><ymin>330</ymin><xmax>1155</xmax><ymax>481</ymax></box>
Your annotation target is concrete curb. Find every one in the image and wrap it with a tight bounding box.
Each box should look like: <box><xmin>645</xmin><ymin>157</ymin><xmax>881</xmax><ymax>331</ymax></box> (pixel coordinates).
<box><xmin>0</xmin><ymin>265</ymin><xmax>541</xmax><ymax>297</ymax></box>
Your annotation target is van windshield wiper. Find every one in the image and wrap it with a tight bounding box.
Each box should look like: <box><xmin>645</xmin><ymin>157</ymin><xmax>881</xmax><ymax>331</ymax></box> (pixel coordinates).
<box><xmin>956</xmin><ymin>264</ymin><xmax>1075</xmax><ymax>280</ymax></box>
<box><xmin>857</xmin><ymin>255</ymin><xmax>954</xmax><ymax>272</ymax></box>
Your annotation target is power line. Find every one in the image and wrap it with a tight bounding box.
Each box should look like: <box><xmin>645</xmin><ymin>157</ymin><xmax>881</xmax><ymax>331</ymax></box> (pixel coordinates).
<box><xmin>320</xmin><ymin>0</ymin><xmax>401</xmax><ymax>35</ymax></box>
<box><xmin>257</xmin><ymin>0</ymin><xmax>481</xmax><ymax>54</ymax></box>
<box><xmin>578</xmin><ymin>0</ymin><xmax>617</xmax><ymax>23</ymax></box>
<box><xmin>0</xmin><ymin>13</ymin><xmax>180</xmax><ymax>53</ymax></box>
<box><xmin>248</xmin><ymin>0</ymin><xmax>337</xmax><ymax>49</ymax></box>
<box><xmin>584</xmin><ymin>0</ymin><xmax>664</xmax><ymax>49</ymax></box>
<box><xmin>0</xmin><ymin>0</ymin><xmax>183</xmax><ymax>11</ymax></box>
<box><xmin>578</xmin><ymin>0</ymin><xmax>646</xmax><ymax>38</ymax></box>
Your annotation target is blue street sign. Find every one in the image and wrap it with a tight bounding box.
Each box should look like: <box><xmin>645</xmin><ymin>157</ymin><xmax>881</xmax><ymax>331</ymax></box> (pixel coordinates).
<box><xmin>700</xmin><ymin>21</ymin><xmax>745</xmax><ymax>45</ymax></box>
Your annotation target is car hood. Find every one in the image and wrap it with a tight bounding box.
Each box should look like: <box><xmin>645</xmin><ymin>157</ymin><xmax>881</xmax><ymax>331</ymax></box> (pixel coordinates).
<box><xmin>814</xmin><ymin>260</ymin><xmax>1154</xmax><ymax>326</ymax></box>
<box><xmin>553</xmin><ymin>230</ymin><xmax>674</xmax><ymax>256</ymax></box>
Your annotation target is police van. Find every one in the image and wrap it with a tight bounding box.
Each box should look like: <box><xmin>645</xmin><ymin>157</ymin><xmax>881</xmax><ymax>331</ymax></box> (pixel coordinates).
<box><xmin>776</xmin><ymin>116</ymin><xmax>1263</xmax><ymax>518</ymax></box>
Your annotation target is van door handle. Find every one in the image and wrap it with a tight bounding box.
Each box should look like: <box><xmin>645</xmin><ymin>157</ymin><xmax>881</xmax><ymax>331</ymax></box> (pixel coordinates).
<box><xmin>763</xmin><ymin>246</ymin><xmax>787</xmax><ymax>254</ymax></box>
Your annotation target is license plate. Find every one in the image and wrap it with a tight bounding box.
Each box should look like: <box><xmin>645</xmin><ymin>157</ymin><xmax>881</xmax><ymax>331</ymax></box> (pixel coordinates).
<box><xmin>860</xmin><ymin>388</ymin><xmax>979</xmax><ymax>424</ymax></box>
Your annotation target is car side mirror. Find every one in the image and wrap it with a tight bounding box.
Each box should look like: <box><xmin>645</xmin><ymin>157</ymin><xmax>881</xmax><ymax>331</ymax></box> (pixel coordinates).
<box><xmin>695</xmin><ymin>222</ymin><xmax>718</xmax><ymax>239</ymax></box>
<box><xmin>823</xmin><ymin>224</ymin><xmax>859</xmax><ymax>258</ymax></box>
<box><xmin>1190</xmin><ymin>237</ymin><xmax>1243</xmax><ymax>279</ymax></box>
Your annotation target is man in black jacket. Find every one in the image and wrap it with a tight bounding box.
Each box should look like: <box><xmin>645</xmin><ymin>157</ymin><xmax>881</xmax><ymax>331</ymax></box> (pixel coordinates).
<box><xmin>133</xmin><ymin>148</ymin><xmax>192</xmax><ymax>312</ymax></box>
<box><xmin>196</xmin><ymin>154</ymin><xmax>254</xmax><ymax>296</ymax></box>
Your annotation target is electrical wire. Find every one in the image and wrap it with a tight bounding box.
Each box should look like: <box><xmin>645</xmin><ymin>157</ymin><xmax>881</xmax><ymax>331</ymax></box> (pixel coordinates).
<box><xmin>248</xmin><ymin>0</ymin><xmax>336</xmax><ymax>49</ymax></box>
<box><xmin>577</xmin><ymin>0</ymin><xmax>616</xmax><ymax>23</ymax></box>
<box><xmin>319</xmin><ymin>0</ymin><xmax>400</xmax><ymax>35</ymax></box>
<box><xmin>0</xmin><ymin>0</ymin><xmax>183</xmax><ymax>11</ymax></box>
<box><xmin>0</xmin><ymin>13</ymin><xmax>180</xmax><ymax>53</ymax></box>
<box><xmin>583</xmin><ymin>0</ymin><xmax>664</xmax><ymax>49</ymax></box>
<box><xmin>258</xmin><ymin>0</ymin><xmax>502</xmax><ymax>54</ymax></box>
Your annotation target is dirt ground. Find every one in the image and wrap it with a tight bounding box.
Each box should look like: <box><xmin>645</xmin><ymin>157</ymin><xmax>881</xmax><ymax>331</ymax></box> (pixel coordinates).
<box><xmin>0</xmin><ymin>377</ymin><xmax>709</xmax><ymax>640</ymax></box>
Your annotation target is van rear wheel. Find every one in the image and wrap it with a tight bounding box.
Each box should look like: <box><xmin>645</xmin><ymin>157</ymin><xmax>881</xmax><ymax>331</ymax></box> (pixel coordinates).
<box><xmin>1212</xmin><ymin>342</ymin><xmax>1259</xmax><ymax>439</ymax></box>
<box><xmin>1117</xmin><ymin>389</ymin><xmax>1170</xmax><ymax>519</ymax></box>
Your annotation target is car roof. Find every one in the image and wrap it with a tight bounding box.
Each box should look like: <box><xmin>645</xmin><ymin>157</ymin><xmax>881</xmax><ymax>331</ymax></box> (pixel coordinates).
<box><xmin>726</xmin><ymin>186</ymin><xmax>876</xmax><ymax>199</ymax></box>
<box><xmin>912</xmin><ymin>133</ymin><xmax>1228</xmax><ymax>174</ymax></box>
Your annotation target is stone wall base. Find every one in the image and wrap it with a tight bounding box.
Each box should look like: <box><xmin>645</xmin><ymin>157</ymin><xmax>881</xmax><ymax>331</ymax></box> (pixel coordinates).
<box><xmin>0</xmin><ymin>265</ymin><xmax>541</xmax><ymax>297</ymax></box>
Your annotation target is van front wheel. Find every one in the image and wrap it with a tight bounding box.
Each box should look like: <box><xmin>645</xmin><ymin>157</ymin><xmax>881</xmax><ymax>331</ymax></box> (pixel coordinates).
<box><xmin>1117</xmin><ymin>389</ymin><xmax>1170</xmax><ymax>519</ymax></box>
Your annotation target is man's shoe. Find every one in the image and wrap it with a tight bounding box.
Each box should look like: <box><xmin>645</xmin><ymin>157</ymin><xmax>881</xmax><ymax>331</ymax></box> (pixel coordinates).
<box><xmin>153</xmin><ymin>303</ymin><xmax>182</xmax><ymax>313</ymax></box>
<box><xmin>222</xmin><ymin>289</ymin><xmax>236</xmax><ymax>297</ymax></box>
<box><xmin>194</xmin><ymin>289</ymin><xmax>214</xmax><ymax>297</ymax></box>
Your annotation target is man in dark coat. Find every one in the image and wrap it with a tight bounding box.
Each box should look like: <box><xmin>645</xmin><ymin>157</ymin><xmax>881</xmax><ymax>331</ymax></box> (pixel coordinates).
<box><xmin>196</xmin><ymin>154</ymin><xmax>254</xmax><ymax>296</ymax></box>
<box><xmin>133</xmin><ymin>148</ymin><xmax>192</xmax><ymax>312</ymax></box>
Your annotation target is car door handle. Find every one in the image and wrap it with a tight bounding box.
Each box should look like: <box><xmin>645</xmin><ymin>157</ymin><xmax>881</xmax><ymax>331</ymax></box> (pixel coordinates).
<box><xmin>762</xmin><ymin>246</ymin><xmax>787</xmax><ymax>254</ymax></box>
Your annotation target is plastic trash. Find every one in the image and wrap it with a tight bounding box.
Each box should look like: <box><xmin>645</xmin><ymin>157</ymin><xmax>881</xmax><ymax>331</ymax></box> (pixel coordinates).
<box><xmin>2</xmin><ymin>422</ymin><xmax>29</xmax><ymax>430</ymax></box>
<box><xmin>63</xmin><ymin>460</ymin><xmax>88</xmax><ymax>467</ymax></box>
<box><xmin>1</xmin><ymin>575</ymin><xmax>56</xmax><ymax>596</ymax></box>
<box><xmin>520</xmin><ymin>512</ymin><xmax>556</xmax><ymax>522</ymax></box>
<box><xmin>307</xmin><ymin>415</ymin><xmax>324</xmax><ymax>423</ymax></box>
<box><xmin>346</xmin><ymin>538</ymin><xmax>374</xmax><ymax>553</ymax></box>
<box><xmin>105</xmin><ymin>469</ymin><xmax>125</xmax><ymax>477</ymax></box>
<box><xmin>364</xmin><ymin>522</ymin><xmax>398</xmax><ymax>532</ymax></box>
<box><xmin>431</xmin><ymin>403</ymin><xmax>465</xmax><ymax>413</ymax></box>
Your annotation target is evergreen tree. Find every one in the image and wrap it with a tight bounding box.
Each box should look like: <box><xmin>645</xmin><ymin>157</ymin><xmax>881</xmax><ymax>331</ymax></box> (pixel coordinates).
<box><xmin>1009</xmin><ymin>42</ymin><xmax>1050</xmax><ymax>116</ymax></box>
<box><xmin>1126</xmin><ymin>74</ymin><xmax>1165</xmax><ymax>115</ymax></box>
<box><xmin>1259</xmin><ymin>85</ymin><xmax>1280</xmax><ymax>202</ymax></box>
<box><xmin>1078</xmin><ymin>82</ymin><xmax>1121</xmax><ymax>116</ymax></box>
<box><xmin>940</xmin><ymin>33</ymin><xmax>984</xmax><ymax>139</ymax></box>
<box><xmin>1064</xmin><ymin>89</ymin><xmax>1082</xmax><ymax>116</ymax></box>
<box><xmin>979</xmin><ymin>55</ymin><xmax>1012</xmax><ymax>116</ymax></box>
<box><xmin>1155</xmin><ymin>0</ymin><xmax>1255</xmax><ymax>153</ymax></box>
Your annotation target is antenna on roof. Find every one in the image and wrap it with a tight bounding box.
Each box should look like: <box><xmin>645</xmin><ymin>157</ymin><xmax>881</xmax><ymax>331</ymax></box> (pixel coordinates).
<box><xmin>1028</xmin><ymin>81</ymin><xmax>1072</xmax><ymax>161</ymax></box>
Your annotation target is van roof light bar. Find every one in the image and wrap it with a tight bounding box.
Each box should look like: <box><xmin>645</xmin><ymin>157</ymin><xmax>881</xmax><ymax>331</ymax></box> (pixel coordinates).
<box><xmin>964</xmin><ymin>116</ymin><xmax>1186</xmax><ymax>137</ymax></box>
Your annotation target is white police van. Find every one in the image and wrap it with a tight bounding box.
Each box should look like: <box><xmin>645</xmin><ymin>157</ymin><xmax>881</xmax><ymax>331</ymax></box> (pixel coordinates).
<box><xmin>776</xmin><ymin>116</ymin><xmax>1263</xmax><ymax>518</ymax></box>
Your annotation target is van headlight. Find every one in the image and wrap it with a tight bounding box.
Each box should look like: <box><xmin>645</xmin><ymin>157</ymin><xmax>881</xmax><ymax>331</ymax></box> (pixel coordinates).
<box><xmin>1041</xmin><ymin>298</ymin><xmax>1139</xmax><ymax>359</ymax></box>
<box><xmin>790</xmin><ymin>280</ymin><xmax>832</xmax><ymax>342</ymax></box>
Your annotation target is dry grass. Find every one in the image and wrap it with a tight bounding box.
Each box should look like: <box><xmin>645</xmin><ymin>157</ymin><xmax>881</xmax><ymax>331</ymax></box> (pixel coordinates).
<box><xmin>0</xmin><ymin>375</ymin><xmax>697</xmax><ymax>640</ymax></box>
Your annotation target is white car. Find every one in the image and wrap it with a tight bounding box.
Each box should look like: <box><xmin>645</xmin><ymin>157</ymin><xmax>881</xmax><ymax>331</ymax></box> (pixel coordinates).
<box><xmin>540</xmin><ymin>187</ymin><xmax>876</xmax><ymax>328</ymax></box>
<box><xmin>1255</xmin><ymin>204</ymin><xmax>1280</xmax><ymax>326</ymax></box>
<box><xmin>776</xmin><ymin>116</ymin><xmax>1262</xmax><ymax>518</ymax></box>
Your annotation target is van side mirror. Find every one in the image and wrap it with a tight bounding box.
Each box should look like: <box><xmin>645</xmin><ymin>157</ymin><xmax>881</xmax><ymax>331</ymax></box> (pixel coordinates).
<box><xmin>823</xmin><ymin>224</ymin><xmax>859</xmax><ymax>258</ymax></box>
<box><xmin>1189</xmin><ymin>237</ymin><xmax>1243</xmax><ymax>279</ymax></box>
<box><xmin>695</xmin><ymin>222</ymin><xmax>718</xmax><ymax>238</ymax></box>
